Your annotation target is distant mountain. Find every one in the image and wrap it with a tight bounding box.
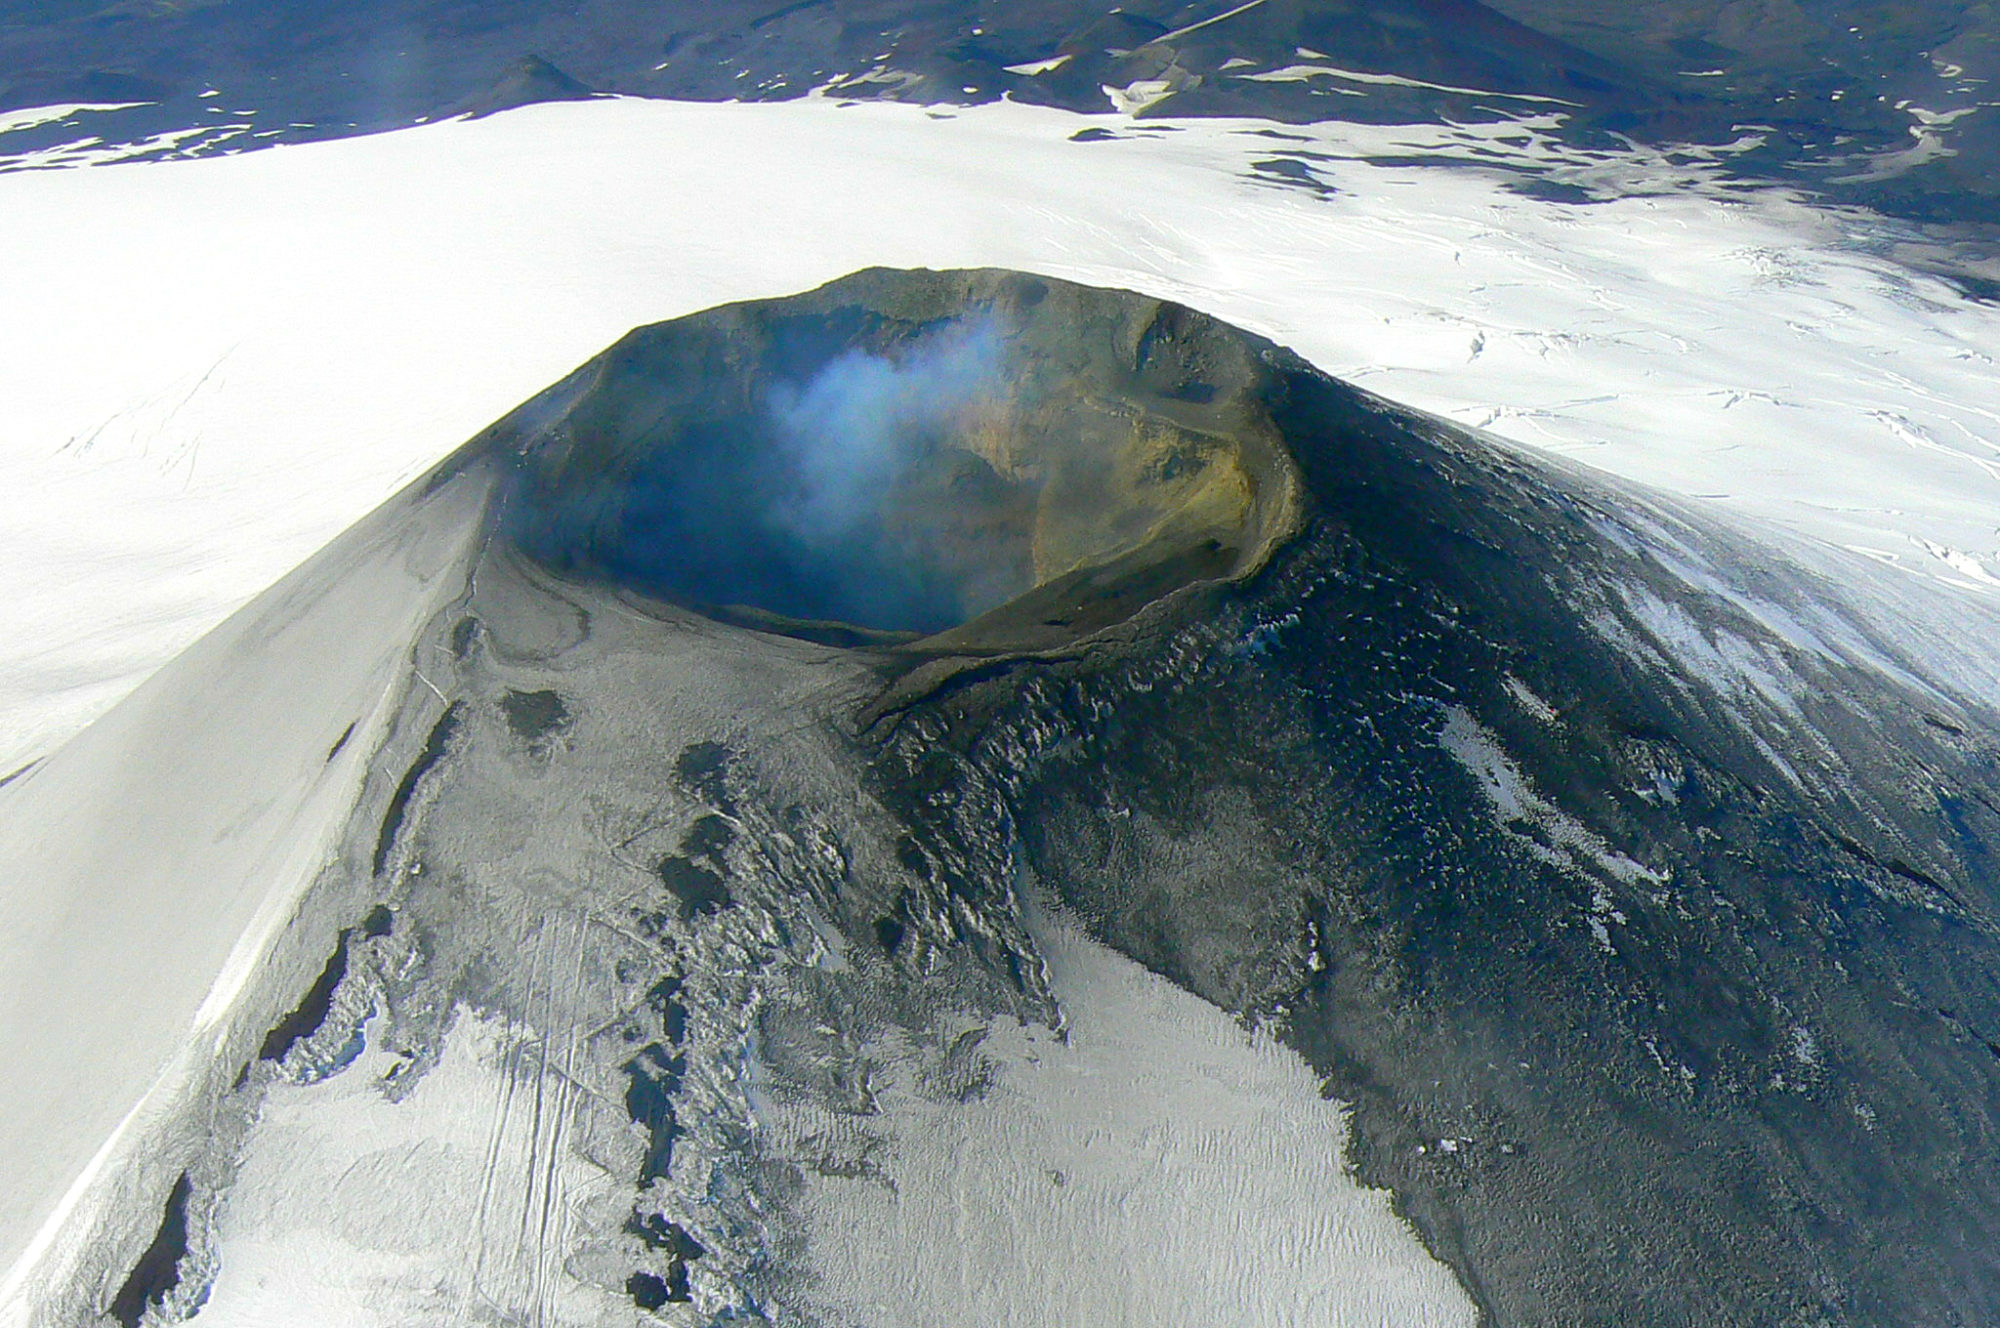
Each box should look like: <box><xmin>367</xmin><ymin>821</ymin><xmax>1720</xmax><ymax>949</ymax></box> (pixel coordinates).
<box><xmin>2</xmin><ymin>0</ymin><xmax>1995</xmax><ymax>227</ymax></box>
<box><xmin>450</xmin><ymin>52</ymin><xmax>597</xmax><ymax>118</ymax></box>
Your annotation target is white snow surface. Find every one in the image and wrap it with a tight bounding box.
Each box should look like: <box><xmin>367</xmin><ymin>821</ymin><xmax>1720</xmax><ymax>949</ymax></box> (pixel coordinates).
<box><xmin>773</xmin><ymin>903</ymin><xmax>1478</xmax><ymax>1328</ymax></box>
<box><xmin>170</xmin><ymin>907</ymin><xmax>1477</xmax><ymax>1327</ymax></box>
<box><xmin>3</xmin><ymin>95</ymin><xmax>2000</xmax><ymax>771</ymax></box>
<box><xmin>186</xmin><ymin>1009</ymin><xmax>629</xmax><ymax>1327</ymax></box>
<box><xmin>1437</xmin><ymin>702</ymin><xmax>1666</xmax><ymax>892</ymax></box>
<box><xmin>0</xmin><ymin>474</ymin><xmax>486</xmax><ymax>1317</ymax></box>
<box><xmin>0</xmin><ymin>103</ymin><xmax>150</xmax><ymax>134</ymax></box>
<box><xmin>1234</xmin><ymin>62</ymin><xmax>1582</xmax><ymax>103</ymax></box>
<box><xmin>3</xmin><ymin>90</ymin><xmax>2000</xmax><ymax>1325</ymax></box>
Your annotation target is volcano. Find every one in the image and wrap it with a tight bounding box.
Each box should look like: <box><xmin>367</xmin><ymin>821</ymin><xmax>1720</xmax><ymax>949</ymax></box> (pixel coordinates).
<box><xmin>4</xmin><ymin>268</ymin><xmax>1999</xmax><ymax>1327</ymax></box>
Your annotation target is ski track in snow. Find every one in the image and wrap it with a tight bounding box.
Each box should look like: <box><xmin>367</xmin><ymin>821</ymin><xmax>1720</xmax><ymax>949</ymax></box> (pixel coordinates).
<box><xmin>178</xmin><ymin>909</ymin><xmax>1478</xmax><ymax>1327</ymax></box>
<box><xmin>187</xmin><ymin>1004</ymin><xmax>618</xmax><ymax>1327</ymax></box>
<box><xmin>3</xmin><ymin>96</ymin><xmax>1999</xmax><ymax>771</ymax></box>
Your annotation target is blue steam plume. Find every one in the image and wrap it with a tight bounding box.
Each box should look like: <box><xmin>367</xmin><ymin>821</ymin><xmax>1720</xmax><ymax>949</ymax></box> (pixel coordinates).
<box><xmin>507</xmin><ymin>313</ymin><xmax>1021</xmax><ymax>636</ymax></box>
<box><xmin>767</xmin><ymin>316</ymin><xmax>1006</xmax><ymax>547</ymax></box>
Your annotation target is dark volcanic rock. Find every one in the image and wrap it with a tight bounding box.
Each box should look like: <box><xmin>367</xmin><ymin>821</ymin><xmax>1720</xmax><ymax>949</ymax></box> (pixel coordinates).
<box><xmin>452</xmin><ymin>52</ymin><xmax>596</xmax><ymax>118</ymax></box>
<box><xmin>459</xmin><ymin>267</ymin><xmax>2000</xmax><ymax>1322</ymax></box>
<box><xmin>860</xmin><ymin>288</ymin><xmax>2000</xmax><ymax>1327</ymax></box>
<box><xmin>107</xmin><ymin>1173</ymin><xmax>192</xmax><ymax>1328</ymax></box>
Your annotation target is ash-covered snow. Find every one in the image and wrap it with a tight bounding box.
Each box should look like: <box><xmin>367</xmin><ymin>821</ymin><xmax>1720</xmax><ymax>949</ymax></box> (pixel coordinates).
<box><xmin>0</xmin><ymin>520</ymin><xmax>1476</xmax><ymax>1326</ymax></box>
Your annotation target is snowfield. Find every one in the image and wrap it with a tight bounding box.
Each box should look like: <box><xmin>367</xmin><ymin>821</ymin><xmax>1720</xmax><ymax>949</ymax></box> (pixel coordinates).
<box><xmin>771</xmin><ymin>900</ymin><xmax>1479</xmax><ymax>1328</ymax></box>
<box><xmin>2</xmin><ymin>94</ymin><xmax>1998</xmax><ymax>775</ymax></box>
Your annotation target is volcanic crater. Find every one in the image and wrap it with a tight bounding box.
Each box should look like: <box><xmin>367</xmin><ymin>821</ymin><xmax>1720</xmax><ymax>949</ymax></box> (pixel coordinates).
<box><xmin>488</xmin><ymin>267</ymin><xmax>1306</xmax><ymax>652</ymax></box>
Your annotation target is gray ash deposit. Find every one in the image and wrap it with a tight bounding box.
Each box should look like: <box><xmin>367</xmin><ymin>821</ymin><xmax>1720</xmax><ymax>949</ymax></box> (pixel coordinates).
<box><xmin>20</xmin><ymin>268</ymin><xmax>2000</xmax><ymax>1326</ymax></box>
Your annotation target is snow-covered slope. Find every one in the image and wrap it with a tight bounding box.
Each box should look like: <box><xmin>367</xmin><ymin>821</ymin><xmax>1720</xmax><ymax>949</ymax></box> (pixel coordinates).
<box><xmin>3</xmin><ymin>95</ymin><xmax>1998</xmax><ymax>774</ymax></box>
<box><xmin>771</xmin><ymin>902</ymin><xmax>1477</xmax><ymax>1328</ymax></box>
<box><xmin>0</xmin><ymin>470</ymin><xmax>488</xmax><ymax>1319</ymax></box>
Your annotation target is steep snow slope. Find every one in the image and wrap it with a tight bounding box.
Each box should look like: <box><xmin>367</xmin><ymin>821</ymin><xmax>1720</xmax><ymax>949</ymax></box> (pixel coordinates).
<box><xmin>2</xmin><ymin>95</ymin><xmax>1999</xmax><ymax>775</ymax></box>
<box><xmin>0</xmin><ymin>471</ymin><xmax>488</xmax><ymax>1315</ymax></box>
